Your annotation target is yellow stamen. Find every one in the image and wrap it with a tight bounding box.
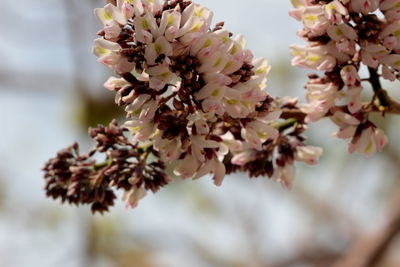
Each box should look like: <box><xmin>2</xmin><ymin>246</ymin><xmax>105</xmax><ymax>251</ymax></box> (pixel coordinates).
<box><xmin>201</xmin><ymin>39</ymin><xmax>212</xmax><ymax>49</ymax></box>
<box><xmin>257</xmin><ymin>132</ymin><xmax>269</xmax><ymax>139</ymax></box>
<box><xmin>213</xmin><ymin>58</ymin><xmax>223</xmax><ymax>67</ymax></box>
<box><xmin>95</xmin><ymin>46</ymin><xmax>108</xmax><ymax>55</ymax></box>
<box><xmin>195</xmin><ymin>8</ymin><xmax>204</xmax><ymax>17</ymax></box>
<box><xmin>211</xmin><ymin>89</ymin><xmax>221</xmax><ymax>97</ymax></box>
<box><xmin>191</xmin><ymin>22</ymin><xmax>202</xmax><ymax>31</ymax></box>
<box><xmin>335</xmin><ymin>27</ymin><xmax>343</xmax><ymax>36</ymax></box>
<box><xmin>364</xmin><ymin>141</ymin><xmax>374</xmax><ymax>153</ymax></box>
<box><xmin>226</xmin><ymin>99</ymin><xmax>238</xmax><ymax>105</ymax></box>
<box><xmin>167</xmin><ymin>15</ymin><xmax>174</xmax><ymax>26</ymax></box>
<box><xmin>103</xmin><ymin>10</ymin><xmax>112</xmax><ymax>21</ymax></box>
<box><xmin>230</xmin><ymin>45</ymin><xmax>238</xmax><ymax>55</ymax></box>
<box><xmin>307</xmin><ymin>55</ymin><xmax>321</xmax><ymax>62</ymax></box>
<box><xmin>130</xmin><ymin>126</ymin><xmax>142</xmax><ymax>131</ymax></box>
<box><xmin>141</xmin><ymin>19</ymin><xmax>149</xmax><ymax>30</ymax></box>
<box><xmin>154</xmin><ymin>44</ymin><xmax>162</xmax><ymax>54</ymax></box>
<box><xmin>304</xmin><ymin>15</ymin><xmax>318</xmax><ymax>22</ymax></box>
<box><xmin>256</xmin><ymin>66</ymin><xmax>268</xmax><ymax>74</ymax></box>
<box><xmin>161</xmin><ymin>72</ymin><xmax>170</xmax><ymax>78</ymax></box>
<box><xmin>224</xmin><ymin>61</ymin><xmax>233</xmax><ymax>70</ymax></box>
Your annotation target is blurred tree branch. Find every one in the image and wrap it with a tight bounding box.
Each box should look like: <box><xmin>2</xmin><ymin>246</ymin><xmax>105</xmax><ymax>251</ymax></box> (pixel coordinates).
<box><xmin>271</xmin><ymin>249</ymin><xmax>340</xmax><ymax>267</ymax></box>
<box><xmin>63</xmin><ymin>0</ymin><xmax>122</xmax><ymax>128</ymax></box>
<box><xmin>293</xmin><ymin>185</ymin><xmax>360</xmax><ymax>232</ymax></box>
<box><xmin>333</xmin><ymin>190</ymin><xmax>400</xmax><ymax>267</ymax></box>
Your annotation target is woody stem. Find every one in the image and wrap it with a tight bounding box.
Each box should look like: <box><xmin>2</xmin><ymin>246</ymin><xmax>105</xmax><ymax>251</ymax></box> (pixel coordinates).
<box><xmin>368</xmin><ymin>67</ymin><xmax>390</xmax><ymax>111</ymax></box>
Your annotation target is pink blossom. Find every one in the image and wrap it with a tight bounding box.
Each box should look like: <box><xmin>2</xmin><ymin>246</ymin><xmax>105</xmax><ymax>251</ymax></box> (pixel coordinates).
<box><xmin>380</xmin><ymin>54</ymin><xmax>400</xmax><ymax>71</ymax></box>
<box><xmin>295</xmin><ymin>146</ymin><xmax>323</xmax><ymax>165</ymax></box>
<box><xmin>349</xmin><ymin>127</ymin><xmax>388</xmax><ymax>156</ymax></box>
<box><xmin>231</xmin><ymin>151</ymin><xmax>257</xmax><ymax>166</ymax></box>
<box><xmin>274</xmin><ymin>164</ymin><xmax>296</xmax><ymax>190</ymax></box>
<box><xmin>382</xmin><ymin>65</ymin><xmax>397</xmax><ymax>81</ymax></box>
<box><xmin>290</xmin><ymin>45</ymin><xmax>337</xmax><ymax>71</ymax></box>
<box><xmin>340</xmin><ymin>65</ymin><xmax>360</xmax><ymax>86</ymax></box>
<box><xmin>122</xmin><ymin>186</ymin><xmax>147</xmax><ymax>208</ymax></box>
<box><xmin>350</xmin><ymin>0</ymin><xmax>380</xmax><ymax>14</ymax></box>
<box><xmin>174</xmin><ymin>154</ymin><xmax>200</xmax><ymax>179</ymax></box>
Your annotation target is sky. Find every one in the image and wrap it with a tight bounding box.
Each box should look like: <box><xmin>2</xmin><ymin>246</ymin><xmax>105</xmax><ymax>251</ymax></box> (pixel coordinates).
<box><xmin>0</xmin><ymin>1</ymin><xmax>399</xmax><ymax>266</ymax></box>
<box><xmin>0</xmin><ymin>0</ymin><xmax>300</xmax><ymax>81</ymax></box>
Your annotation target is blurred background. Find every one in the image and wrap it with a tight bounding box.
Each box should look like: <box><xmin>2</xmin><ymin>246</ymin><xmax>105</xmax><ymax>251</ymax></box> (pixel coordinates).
<box><xmin>1</xmin><ymin>0</ymin><xmax>400</xmax><ymax>266</ymax></box>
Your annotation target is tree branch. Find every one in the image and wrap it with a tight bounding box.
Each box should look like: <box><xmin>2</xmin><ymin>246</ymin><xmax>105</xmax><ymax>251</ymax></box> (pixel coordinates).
<box><xmin>280</xmin><ymin>109</ymin><xmax>307</xmax><ymax>122</ymax></box>
<box><xmin>279</xmin><ymin>68</ymin><xmax>400</xmax><ymax>123</ymax></box>
<box><xmin>333</xmin><ymin>194</ymin><xmax>400</xmax><ymax>267</ymax></box>
<box><xmin>280</xmin><ymin>98</ymin><xmax>400</xmax><ymax>124</ymax></box>
<box><xmin>368</xmin><ymin>67</ymin><xmax>390</xmax><ymax>110</ymax></box>
<box><xmin>380</xmin><ymin>97</ymin><xmax>400</xmax><ymax>114</ymax></box>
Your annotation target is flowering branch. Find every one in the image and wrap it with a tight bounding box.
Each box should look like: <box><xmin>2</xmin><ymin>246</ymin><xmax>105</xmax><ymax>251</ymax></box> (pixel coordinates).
<box><xmin>280</xmin><ymin>98</ymin><xmax>400</xmax><ymax>125</ymax></box>
<box><xmin>288</xmin><ymin>0</ymin><xmax>400</xmax><ymax>155</ymax></box>
<box><xmin>43</xmin><ymin>120</ymin><xmax>170</xmax><ymax>213</ymax></box>
<box><xmin>367</xmin><ymin>66</ymin><xmax>400</xmax><ymax>115</ymax></box>
<box><xmin>43</xmin><ymin>0</ymin><xmax>325</xmax><ymax>212</ymax></box>
<box><xmin>43</xmin><ymin>0</ymin><xmax>400</xmax><ymax>213</ymax></box>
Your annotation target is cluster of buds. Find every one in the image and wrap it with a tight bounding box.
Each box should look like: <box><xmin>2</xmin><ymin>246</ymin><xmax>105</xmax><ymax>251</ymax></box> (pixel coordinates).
<box><xmin>43</xmin><ymin>120</ymin><xmax>171</xmax><ymax>213</ymax></box>
<box><xmin>43</xmin><ymin>0</ymin><xmax>323</xmax><ymax>212</ymax></box>
<box><xmin>289</xmin><ymin>0</ymin><xmax>398</xmax><ymax>155</ymax></box>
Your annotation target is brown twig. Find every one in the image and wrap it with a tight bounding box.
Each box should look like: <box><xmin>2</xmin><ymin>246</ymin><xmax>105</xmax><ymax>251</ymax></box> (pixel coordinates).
<box><xmin>368</xmin><ymin>67</ymin><xmax>390</xmax><ymax>110</ymax></box>
<box><xmin>280</xmin><ymin>109</ymin><xmax>307</xmax><ymax>122</ymax></box>
<box><xmin>380</xmin><ymin>97</ymin><xmax>400</xmax><ymax>114</ymax></box>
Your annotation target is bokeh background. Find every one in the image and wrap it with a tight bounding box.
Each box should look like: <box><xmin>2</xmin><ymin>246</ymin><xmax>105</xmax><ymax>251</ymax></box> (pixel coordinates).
<box><xmin>1</xmin><ymin>0</ymin><xmax>400</xmax><ymax>266</ymax></box>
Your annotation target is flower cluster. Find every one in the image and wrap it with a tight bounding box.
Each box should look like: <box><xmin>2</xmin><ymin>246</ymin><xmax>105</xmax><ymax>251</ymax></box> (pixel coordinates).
<box><xmin>43</xmin><ymin>120</ymin><xmax>171</xmax><ymax>213</ymax></box>
<box><xmin>94</xmin><ymin>0</ymin><xmax>272</xmax><ymax>183</ymax></box>
<box><xmin>43</xmin><ymin>0</ymin><xmax>323</xmax><ymax>212</ymax></box>
<box><xmin>289</xmin><ymin>0</ymin><xmax>396</xmax><ymax>155</ymax></box>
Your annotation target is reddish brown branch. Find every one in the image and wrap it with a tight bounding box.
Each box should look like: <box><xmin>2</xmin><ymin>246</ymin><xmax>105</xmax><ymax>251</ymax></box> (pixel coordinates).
<box><xmin>280</xmin><ymin>109</ymin><xmax>307</xmax><ymax>122</ymax></box>
<box><xmin>382</xmin><ymin>98</ymin><xmax>400</xmax><ymax>114</ymax></box>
